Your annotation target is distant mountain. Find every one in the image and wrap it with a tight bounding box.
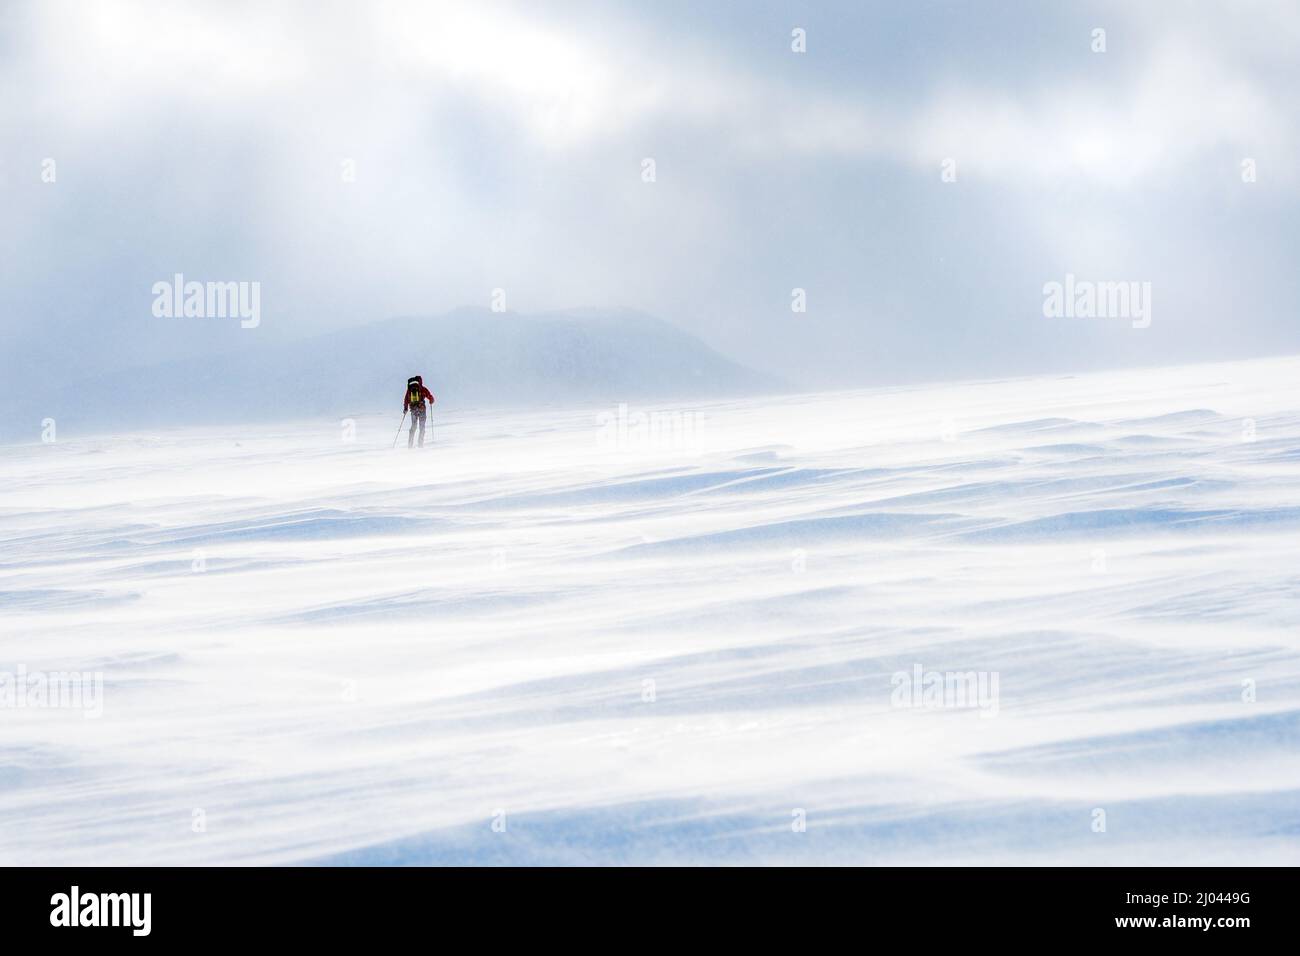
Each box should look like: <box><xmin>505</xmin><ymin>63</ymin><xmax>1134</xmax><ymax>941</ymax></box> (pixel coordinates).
<box><xmin>5</xmin><ymin>308</ymin><xmax>782</xmax><ymax>438</ymax></box>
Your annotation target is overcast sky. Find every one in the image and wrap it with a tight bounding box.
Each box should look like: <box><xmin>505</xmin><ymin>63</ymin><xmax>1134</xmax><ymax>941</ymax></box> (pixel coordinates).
<box><xmin>2</xmin><ymin>0</ymin><xmax>1297</xmax><ymax>397</ymax></box>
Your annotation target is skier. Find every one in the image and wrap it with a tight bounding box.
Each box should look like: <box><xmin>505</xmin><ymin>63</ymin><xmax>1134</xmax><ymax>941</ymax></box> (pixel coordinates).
<box><xmin>403</xmin><ymin>375</ymin><xmax>436</xmax><ymax>448</ymax></box>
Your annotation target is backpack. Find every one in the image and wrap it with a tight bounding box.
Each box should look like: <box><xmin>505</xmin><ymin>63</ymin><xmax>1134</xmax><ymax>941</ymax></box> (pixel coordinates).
<box><xmin>407</xmin><ymin>376</ymin><xmax>423</xmax><ymax>407</ymax></box>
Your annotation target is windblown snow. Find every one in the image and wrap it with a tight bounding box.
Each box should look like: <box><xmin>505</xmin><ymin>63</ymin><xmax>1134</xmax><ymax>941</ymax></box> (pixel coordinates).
<box><xmin>2</xmin><ymin>356</ymin><xmax>1299</xmax><ymax>865</ymax></box>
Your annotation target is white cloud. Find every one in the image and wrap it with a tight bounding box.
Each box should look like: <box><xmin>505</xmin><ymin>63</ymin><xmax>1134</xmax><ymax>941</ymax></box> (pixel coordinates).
<box><xmin>2</xmin><ymin>0</ymin><xmax>1297</xmax><ymax>388</ymax></box>
<box><xmin>906</xmin><ymin>39</ymin><xmax>1293</xmax><ymax>189</ymax></box>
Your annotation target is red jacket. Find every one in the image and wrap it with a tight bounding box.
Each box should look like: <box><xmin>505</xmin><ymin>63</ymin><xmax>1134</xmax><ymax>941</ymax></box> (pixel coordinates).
<box><xmin>404</xmin><ymin>383</ymin><xmax>435</xmax><ymax>412</ymax></box>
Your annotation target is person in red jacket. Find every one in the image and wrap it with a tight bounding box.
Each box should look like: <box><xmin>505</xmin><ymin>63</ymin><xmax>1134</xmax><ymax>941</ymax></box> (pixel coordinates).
<box><xmin>403</xmin><ymin>375</ymin><xmax>436</xmax><ymax>448</ymax></box>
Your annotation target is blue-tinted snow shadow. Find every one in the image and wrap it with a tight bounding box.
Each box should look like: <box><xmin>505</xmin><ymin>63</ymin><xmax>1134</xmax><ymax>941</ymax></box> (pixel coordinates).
<box><xmin>609</xmin><ymin>511</ymin><xmax>965</xmax><ymax>557</ymax></box>
<box><xmin>338</xmin><ymin>631</ymin><xmax>1272</xmax><ymax>739</ymax></box>
<box><xmin>303</xmin><ymin>787</ymin><xmax>1300</xmax><ymax>866</ymax></box>
<box><xmin>0</xmin><ymin>588</ymin><xmax>141</xmax><ymax>611</ymax></box>
<box><xmin>980</xmin><ymin>709</ymin><xmax>1300</xmax><ymax>775</ymax></box>
<box><xmin>274</xmin><ymin>588</ymin><xmax>557</xmax><ymax>625</ymax></box>
<box><xmin>957</xmin><ymin>506</ymin><xmax>1300</xmax><ymax>542</ymax></box>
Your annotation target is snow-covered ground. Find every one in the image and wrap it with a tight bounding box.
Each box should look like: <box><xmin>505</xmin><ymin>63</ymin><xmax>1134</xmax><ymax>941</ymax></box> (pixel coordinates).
<box><xmin>3</xmin><ymin>356</ymin><xmax>1300</xmax><ymax>865</ymax></box>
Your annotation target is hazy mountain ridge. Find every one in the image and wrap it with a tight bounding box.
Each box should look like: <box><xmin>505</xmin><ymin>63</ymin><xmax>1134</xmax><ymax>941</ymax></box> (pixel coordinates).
<box><xmin>3</xmin><ymin>308</ymin><xmax>782</xmax><ymax>440</ymax></box>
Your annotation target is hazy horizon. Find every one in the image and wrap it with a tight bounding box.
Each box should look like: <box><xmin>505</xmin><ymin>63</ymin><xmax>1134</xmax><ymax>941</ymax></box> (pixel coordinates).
<box><xmin>26</xmin><ymin>301</ymin><xmax>1300</xmax><ymax>393</ymax></box>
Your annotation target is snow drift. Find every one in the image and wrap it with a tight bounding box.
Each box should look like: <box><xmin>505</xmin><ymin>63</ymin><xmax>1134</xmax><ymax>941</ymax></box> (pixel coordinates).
<box><xmin>1</xmin><ymin>355</ymin><xmax>1298</xmax><ymax>864</ymax></box>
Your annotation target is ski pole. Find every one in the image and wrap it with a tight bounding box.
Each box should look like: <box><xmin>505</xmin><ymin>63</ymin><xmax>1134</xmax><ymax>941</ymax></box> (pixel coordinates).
<box><xmin>392</xmin><ymin>411</ymin><xmax>407</xmax><ymax>448</ymax></box>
